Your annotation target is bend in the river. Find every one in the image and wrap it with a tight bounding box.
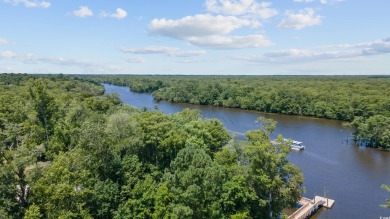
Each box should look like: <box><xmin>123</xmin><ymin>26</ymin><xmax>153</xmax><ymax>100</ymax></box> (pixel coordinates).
<box><xmin>104</xmin><ymin>83</ymin><xmax>390</xmax><ymax>219</ymax></box>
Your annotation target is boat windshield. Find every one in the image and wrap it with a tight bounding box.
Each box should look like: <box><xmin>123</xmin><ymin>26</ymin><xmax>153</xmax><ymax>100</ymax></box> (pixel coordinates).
<box><xmin>292</xmin><ymin>141</ymin><xmax>302</xmax><ymax>145</ymax></box>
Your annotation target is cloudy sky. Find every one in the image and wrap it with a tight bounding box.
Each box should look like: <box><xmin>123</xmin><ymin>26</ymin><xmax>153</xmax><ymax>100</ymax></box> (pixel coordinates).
<box><xmin>1</xmin><ymin>0</ymin><xmax>389</xmax><ymax>75</ymax></box>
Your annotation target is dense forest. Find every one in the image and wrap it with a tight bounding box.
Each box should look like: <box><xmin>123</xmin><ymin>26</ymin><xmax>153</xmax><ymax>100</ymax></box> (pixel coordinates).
<box><xmin>84</xmin><ymin>75</ymin><xmax>390</xmax><ymax>151</ymax></box>
<box><xmin>0</xmin><ymin>74</ymin><xmax>304</xmax><ymax>218</ymax></box>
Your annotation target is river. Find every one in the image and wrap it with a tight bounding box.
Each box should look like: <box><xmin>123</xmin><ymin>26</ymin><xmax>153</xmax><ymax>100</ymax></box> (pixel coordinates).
<box><xmin>104</xmin><ymin>83</ymin><xmax>390</xmax><ymax>219</ymax></box>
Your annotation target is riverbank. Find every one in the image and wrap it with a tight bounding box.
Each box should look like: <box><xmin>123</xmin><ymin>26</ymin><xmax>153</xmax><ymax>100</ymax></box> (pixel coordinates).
<box><xmin>87</xmin><ymin>75</ymin><xmax>389</xmax><ymax>151</ymax></box>
<box><xmin>104</xmin><ymin>83</ymin><xmax>390</xmax><ymax>219</ymax></box>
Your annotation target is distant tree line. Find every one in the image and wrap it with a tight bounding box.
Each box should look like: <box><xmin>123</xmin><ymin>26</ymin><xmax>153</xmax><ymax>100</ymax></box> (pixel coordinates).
<box><xmin>0</xmin><ymin>74</ymin><xmax>303</xmax><ymax>218</ymax></box>
<box><xmin>83</xmin><ymin>75</ymin><xmax>390</xmax><ymax>151</ymax></box>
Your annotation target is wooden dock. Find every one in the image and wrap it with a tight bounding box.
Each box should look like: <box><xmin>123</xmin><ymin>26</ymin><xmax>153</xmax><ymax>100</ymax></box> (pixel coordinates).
<box><xmin>288</xmin><ymin>196</ymin><xmax>335</xmax><ymax>219</ymax></box>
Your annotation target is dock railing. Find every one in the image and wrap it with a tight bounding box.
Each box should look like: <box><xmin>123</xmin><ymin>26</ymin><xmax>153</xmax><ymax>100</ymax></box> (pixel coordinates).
<box><xmin>287</xmin><ymin>196</ymin><xmax>334</xmax><ymax>219</ymax></box>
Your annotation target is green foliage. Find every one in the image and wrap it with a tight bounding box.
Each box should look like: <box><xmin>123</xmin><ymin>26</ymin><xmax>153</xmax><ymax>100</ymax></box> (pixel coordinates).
<box><xmin>221</xmin><ymin>175</ymin><xmax>257</xmax><ymax>215</ymax></box>
<box><xmin>163</xmin><ymin>137</ymin><xmax>226</xmax><ymax>218</ymax></box>
<box><xmin>115</xmin><ymin>175</ymin><xmax>157</xmax><ymax>219</ymax></box>
<box><xmin>382</xmin><ymin>184</ymin><xmax>390</xmax><ymax>208</ymax></box>
<box><xmin>0</xmin><ymin>74</ymin><xmax>304</xmax><ymax>218</ymax></box>
<box><xmin>244</xmin><ymin>123</ymin><xmax>304</xmax><ymax>218</ymax></box>
<box><xmin>83</xmin><ymin>75</ymin><xmax>390</xmax><ymax>150</ymax></box>
<box><xmin>0</xmin><ymin>160</ymin><xmax>24</xmax><ymax>218</ymax></box>
<box><xmin>84</xmin><ymin>93</ymin><xmax>121</xmax><ymax>113</ymax></box>
<box><xmin>30</xmin><ymin>150</ymin><xmax>96</xmax><ymax>218</ymax></box>
<box><xmin>349</xmin><ymin>115</ymin><xmax>390</xmax><ymax>150</ymax></box>
<box><xmin>29</xmin><ymin>79</ymin><xmax>57</xmax><ymax>145</ymax></box>
<box><xmin>83</xmin><ymin>75</ymin><xmax>390</xmax><ymax>120</ymax></box>
<box><xmin>24</xmin><ymin>205</ymin><xmax>42</xmax><ymax>219</ymax></box>
<box><xmin>90</xmin><ymin>180</ymin><xmax>120</xmax><ymax>219</ymax></box>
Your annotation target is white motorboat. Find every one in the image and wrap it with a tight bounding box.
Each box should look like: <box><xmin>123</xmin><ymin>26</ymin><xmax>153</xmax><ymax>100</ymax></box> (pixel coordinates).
<box><xmin>290</xmin><ymin>140</ymin><xmax>305</xmax><ymax>150</ymax></box>
<box><xmin>271</xmin><ymin>139</ymin><xmax>306</xmax><ymax>150</ymax></box>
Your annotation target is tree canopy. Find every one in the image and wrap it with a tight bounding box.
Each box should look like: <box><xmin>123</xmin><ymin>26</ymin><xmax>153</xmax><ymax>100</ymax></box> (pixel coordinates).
<box><xmin>82</xmin><ymin>75</ymin><xmax>390</xmax><ymax>150</ymax></box>
<box><xmin>0</xmin><ymin>74</ymin><xmax>303</xmax><ymax>218</ymax></box>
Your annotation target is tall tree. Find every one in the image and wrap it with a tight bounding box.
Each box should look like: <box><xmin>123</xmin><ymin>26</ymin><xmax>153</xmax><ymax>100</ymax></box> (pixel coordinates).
<box><xmin>29</xmin><ymin>150</ymin><xmax>96</xmax><ymax>218</ymax></box>
<box><xmin>164</xmin><ymin>137</ymin><xmax>226</xmax><ymax>218</ymax></box>
<box><xmin>29</xmin><ymin>80</ymin><xmax>57</xmax><ymax>147</ymax></box>
<box><xmin>245</xmin><ymin>119</ymin><xmax>304</xmax><ymax>219</ymax></box>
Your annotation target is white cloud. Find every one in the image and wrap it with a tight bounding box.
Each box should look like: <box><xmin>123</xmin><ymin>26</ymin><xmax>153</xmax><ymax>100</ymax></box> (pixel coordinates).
<box><xmin>292</xmin><ymin>0</ymin><xmax>343</xmax><ymax>3</ymax></box>
<box><xmin>148</xmin><ymin>14</ymin><xmax>271</xmax><ymax>49</ymax></box>
<box><xmin>101</xmin><ymin>8</ymin><xmax>127</xmax><ymax>20</ymax></box>
<box><xmin>205</xmin><ymin>0</ymin><xmax>278</xmax><ymax>19</ymax></box>
<box><xmin>18</xmin><ymin>53</ymin><xmax>120</xmax><ymax>72</ymax></box>
<box><xmin>19</xmin><ymin>53</ymin><xmax>39</xmax><ymax>63</ymax></box>
<box><xmin>111</xmin><ymin>8</ymin><xmax>127</xmax><ymax>19</ymax></box>
<box><xmin>233</xmin><ymin>38</ymin><xmax>390</xmax><ymax>64</ymax></box>
<box><xmin>356</xmin><ymin>38</ymin><xmax>390</xmax><ymax>56</ymax></box>
<box><xmin>233</xmin><ymin>49</ymin><xmax>360</xmax><ymax>63</ymax></box>
<box><xmin>2</xmin><ymin>51</ymin><xmax>123</xmax><ymax>73</ymax></box>
<box><xmin>121</xmin><ymin>46</ymin><xmax>178</xmax><ymax>54</ymax></box>
<box><xmin>0</xmin><ymin>51</ymin><xmax>16</xmax><ymax>58</ymax></box>
<box><xmin>125</xmin><ymin>57</ymin><xmax>146</xmax><ymax>63</ymax></box>
<box><xmin>190</xmin><ymin>34</ymin><xmax>272</xmax><ymax>49</ymax></box>
<box><xmin>174</xmin><ymin>50</ymin><xmax>208</xmax><ymax>57</ymax></box>
<box><xmin>293</xmin><ymin>0</ymin><xmax>315</xmax><ymax>2</ymax></box>
<box><xmin>0</xmin><ymin>66</ymin><xmax>18</xmax><ymax>73</ymax></box>
<box><xmin>149</xmin><ymin>14</ymin><xmax>252</xmax><ymax>39</ymax></box>
<box><xmin>73</xmin><ymin>6</ymin><xmax>93</xmax><ymax>18</ymax></box>
<box><xmin>120</xmin><ymin>46</ymin><xmax>207</xmax><ymax>57</ymax></box>
<box><xmin>327</xmin><ymin>38</ymin><xmax>390</xmax><ymax>53</ymax></box>
<box><xmin>0</xmin><ymin>37</ymin><xmax>9</xmax><ymax>45</ymax></box>
<box><xmin>4</xmin><ymin>0</ymin><xmax>50</xmax><ymax>8</ymax></box>
<box><xmin>320</xmin><ymin>0</ymin><xmax>343</xmax><ymax>4</ymax></box>
<box><xmin>278</xmin><ymin>8</ymin><xmax>322</xmax><ymax>30</ymax></box>
<box><xmin>178</xmin><ymin>59</ymin><xmax>201</xmax><ymax>63</ymax></box>
<box><xmin>265</xmin><ymin>49</ymin><xmax>359</xmax><ymax>61</ymax></box>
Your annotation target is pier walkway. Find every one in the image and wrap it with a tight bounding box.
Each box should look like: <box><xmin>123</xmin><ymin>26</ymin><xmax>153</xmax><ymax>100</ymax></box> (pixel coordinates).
<box><xmin>288</xmin><ymin>196</ymin><xmax>335</xmax><ymax>219</ymax></box>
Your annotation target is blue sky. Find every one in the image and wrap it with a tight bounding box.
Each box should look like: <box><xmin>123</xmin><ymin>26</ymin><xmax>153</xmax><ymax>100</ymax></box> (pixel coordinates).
<box><xmin>0</xmin><ymin>0</ymin><xmax>389</xmax><ymax>75</ymax></box>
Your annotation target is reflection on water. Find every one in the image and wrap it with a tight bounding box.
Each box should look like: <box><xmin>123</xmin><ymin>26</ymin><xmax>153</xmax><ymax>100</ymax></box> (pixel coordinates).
<box><xmin>303</xmin><ymin>151</ymin><xmax>340</xmax><ymax>166</ymax></box>
<box><xmin>104</xmin><ymin>84</ymin><xmax>390</xmax><ymax>219</ymax></box>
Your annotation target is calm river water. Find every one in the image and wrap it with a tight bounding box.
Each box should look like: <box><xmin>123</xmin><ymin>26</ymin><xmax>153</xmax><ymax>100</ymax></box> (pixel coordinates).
<box><xmin>104</xmin><ymin>83</ymin><xmax>390</xmax><ymax>219</ymax></box>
